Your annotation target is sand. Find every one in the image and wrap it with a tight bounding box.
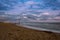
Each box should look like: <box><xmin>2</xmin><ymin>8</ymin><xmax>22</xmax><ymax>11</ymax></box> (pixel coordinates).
<box><xmin>0</xmin><ymin>22</ymin><xmax>60</xmax><ymax>40</ymax></box>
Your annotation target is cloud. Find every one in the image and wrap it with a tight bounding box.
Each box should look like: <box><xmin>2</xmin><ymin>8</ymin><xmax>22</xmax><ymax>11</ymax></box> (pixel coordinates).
<box><xmin>57</xmin><ymin>0</ymin><xmax>60</xmax><ymax>2</ymax></box>
<box><xmin>0</xmin><ymin>0</ymin><xmax>60</xmax><ymax>22</ymax></box>
<box><xmin>25</xmin><ymin>1</ymin><xmax>36</xmax><ymax>5</ymax></box>
<box><xmin>42</xmin><ymin>12</ymin><xmax>50</xmax><ymax>15</ymax></box>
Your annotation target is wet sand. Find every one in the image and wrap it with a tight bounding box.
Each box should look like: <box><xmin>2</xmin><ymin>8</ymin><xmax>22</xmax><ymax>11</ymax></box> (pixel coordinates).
<box><xmin>0</xmin><ymin>22</ymin><xmax>60</xmax><ymax>40</ymax></box>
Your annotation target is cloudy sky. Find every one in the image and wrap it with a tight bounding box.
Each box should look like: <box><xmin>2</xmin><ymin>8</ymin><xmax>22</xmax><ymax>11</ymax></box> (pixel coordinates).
<box><xmin>0</xmin><ymin>0</ymin><xmax>60</xmax><ymax>22</ymax></box>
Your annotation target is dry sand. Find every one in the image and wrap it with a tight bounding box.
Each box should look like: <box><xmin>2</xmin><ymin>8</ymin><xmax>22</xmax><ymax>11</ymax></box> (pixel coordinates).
<box><xmin>0</xmin><ymin>22</ymin><xmax>60</xmax><ymax>40</ymax></box>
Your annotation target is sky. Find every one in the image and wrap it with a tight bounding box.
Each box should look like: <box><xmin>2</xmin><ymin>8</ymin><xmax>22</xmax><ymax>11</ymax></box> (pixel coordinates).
<box><xmin>0</xmin><ymin>0</ymin><xmax>60</xmax><ymax>22</ymax></box>
<box><xmin>0</xmin><ymin>0</ymin><xmax>60</xmax><ymax>10</ymax></box>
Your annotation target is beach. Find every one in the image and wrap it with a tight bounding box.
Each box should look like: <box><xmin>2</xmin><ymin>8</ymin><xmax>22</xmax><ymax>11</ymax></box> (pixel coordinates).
<box><xmin>0</xmin><ymin>22</ymin><xmax>60</xmax><ymax>40</ymax></box>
